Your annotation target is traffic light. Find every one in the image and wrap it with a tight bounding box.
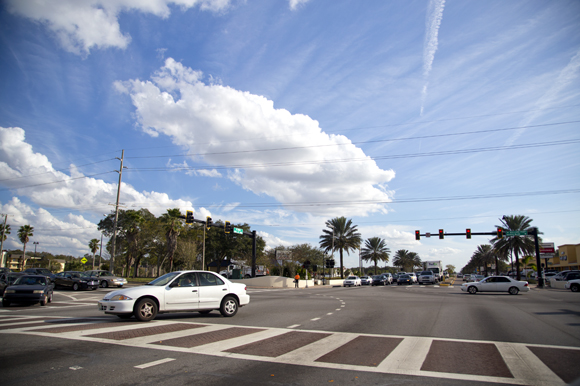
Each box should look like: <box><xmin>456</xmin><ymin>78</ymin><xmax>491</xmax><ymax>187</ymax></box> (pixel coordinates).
<box><xmin>185</xmin><ymin>210</ymin><xmax>194</xmax><ymax>224</ymax></box>
<box><xmin>466</xmin><ymin>228</ymin><xmax>471</xmax><ymax>239</ymax></box>
<box><xmin>439</xmin><ymin>229</ymin><xmax>444</xmax><ymax>239</ymax></box>
<box><xmin>304</xmin><ymin>260</ymin><xmax>311</xmax><ymax>270</ymax></box>
<box><xmin>497</xmin><ymin>228</ymin><xmax>503</xmax><ymax>239</ymax></box>
<box><xmin>224</xmin><ymin>221</ymin><xmax>231</xmax><ymax>233</ymax></box>
<box><xmin>415</xmin><ymin>230</ymin><xmax>420</xmax><ymax>240</ymax></box>
<box><xmin>330</xmin><ymin>259</ymin><xmax>335</xmax><ymax>268</ymax></box>
<box><xmin>206</xmin><ymin>216</ymin><xmax>213</xmax><ymax>229</ymax></box>
<box><xmin>312</xmin><ymin>265</ymin><xmax>317</xmax><ymax>272</ymax></box>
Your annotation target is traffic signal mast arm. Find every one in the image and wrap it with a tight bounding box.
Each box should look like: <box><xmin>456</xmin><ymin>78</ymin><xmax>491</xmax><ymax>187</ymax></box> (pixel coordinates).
<box><xmin>416</xmin><ymin>230</ymin><xmax>504</xmax><ymax>238</ymax></box>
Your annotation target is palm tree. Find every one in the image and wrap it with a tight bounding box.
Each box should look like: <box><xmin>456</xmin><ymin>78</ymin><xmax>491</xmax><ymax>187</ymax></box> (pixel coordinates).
<box><xmin>161</xmin><ymin>208</ymin><xmax>183</xmax><ymax>273</ymax></box>
<box><xmin>1</xmin><ymin>223</ymin><xmax>10</xmax><ymax>242</ymax></box>
<box><xmin>0</xmin><ymin>223</ymin><xmax>10</xmax><ymax>267</ymax></box>
<box><xmin>18</xmin><ymin>225</ymin><xmax>34</xmax><ymax>270</ymax></box>
<box><xmin>89</xmin><ymin>238</ymin><xmax>100</xmax><ymax>270</ymax></box>
<box><xmin>319</xmin><ymin>217</ymin><xmax>361</xmax><ymax>279</ymax></box>
<box><xmin>393</xmin><ymin>249</ymin><xmax>418</xmax><ymax>272</ymax></box>
<box><xmin>361</xmin><ymin>237</ymin><xmax>390</xmax><ymax>275</ymax></box>
<box><xmin>492</xmin><ymin>215</ymin><xmax>536</xmax><ymax>280</ymax></box>
<box><xmin>472</xmin><ymin>244</ymin><xmax>494</xmax><ymax>276</ymax></box>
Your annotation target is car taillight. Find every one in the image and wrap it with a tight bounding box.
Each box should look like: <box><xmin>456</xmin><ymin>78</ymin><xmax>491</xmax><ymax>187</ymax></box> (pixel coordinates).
<box><xmin>524</xmin><ymin>283</ymin><xmax>529</xmax><ymax>287</ymax></box>
<box><xmin>244</xmin><ymin>286</ymin><xmax>247</xmax><ymax>291</ymax></box>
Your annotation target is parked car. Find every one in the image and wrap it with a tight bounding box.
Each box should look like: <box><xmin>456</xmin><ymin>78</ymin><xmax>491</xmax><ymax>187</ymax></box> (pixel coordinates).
<box><xmin>407</xmin><ymin>272</ymin><xmax>418</xmax><ymax>283</ymax></box>
<box><xmin>565</xmin><ymin>279</ymin><xmax>580</xmax><ymax>292</ymax></box>
<box><xmin>98</xmin><ymin>270</ymin><xmax>250</xmax><ymax>321</ymax></box>
<box><xmin>360</xmin><ymin>276</ymin><xmax>372</xmax><ymax>285</ymax></box>
<box><xmin>85</xmin><ymin>270</ymin><xmax>127</xmax><ymax>288</ymax></box>
<box><xmin>54</xmin><ymin>271</ymin><xmax>99</xmax><ymax>291</ymax></box>
<box><xmin>463</xmin><ymin>274</ymin><xmax>471</xmax><ymax>281</ymax></box>
<box><xmin>456</xmin><ymin>273</ymin><xmax>463</xmax><ymax>278</ymax></box>
<box><xmin>23</xmin><ymin>268</ymin><xmax>56</xmax><ymax>284</ymax></box>
<box><xmin>418</xmin><ymin>271</ymin><xmax>437</xmax><ymax>285</ymax></box>
<box><xmin>381</xmin><ymin>273</ymin><xmax>393</xmax><ymax>285</ymax></box>
<box><xmin>461</xmin><ymin>276</ymin><xmax>529</xmax><ymax>295</ymax></box>
<box><xmin>343</xmin><ymin>276</ymin><xmax>361</xmax><ymax>287</ymax></box>
<box><xmin>0</xmin><ymin>272</ymin><xmax>25</xmax><ymax>296</ymax></box>
<box><xmin>397</xmin><ymin>274</ymin><xmax>412</xmax><ymax>285</ymax></box>
<box><xmin>2</xmin><ymin>275</ymin><xmax>54</xmax><ymax>306</ymax></box>
<box><xmin>371</xmin><ymin>275</ymin><xmax>385</xmax><ymax>286</ymax></box>
<box><xmin>0</xmin><ymin>267</ymin><xmax>11</xmax><ymax>275</ymax></box>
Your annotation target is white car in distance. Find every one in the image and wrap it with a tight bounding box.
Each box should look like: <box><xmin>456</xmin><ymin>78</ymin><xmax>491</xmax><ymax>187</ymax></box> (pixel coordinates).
<box><xmin>461</xmin><ymin>276</ymin><xmax>529</xmax><ymax>295</ymax></box>
<box><xmin>98</xmin><ymin>270</ymin><xmax>250</xmax><ymax>321</ymax></box>
<box><xmin>343</xmin><ymin>276</ymin><xmax>361</xmax><ymax>287</ymax></box>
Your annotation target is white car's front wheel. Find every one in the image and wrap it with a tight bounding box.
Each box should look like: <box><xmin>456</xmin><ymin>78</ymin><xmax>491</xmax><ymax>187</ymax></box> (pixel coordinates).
<box><xmin>134</xmin><ymin>298</ymin><xmax>157</xmax><ymax>322</ymax></box>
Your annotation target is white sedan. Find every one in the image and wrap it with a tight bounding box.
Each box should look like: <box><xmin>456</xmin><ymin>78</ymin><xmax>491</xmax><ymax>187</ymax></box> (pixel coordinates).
<box><xmin>343</xmin><ymin>276</ymin><xmax>361</xmax><ymax>287</ymax></box>
<box><xmin>461</xmin><ymin>276</ymin><xmax>529</xmax><ymax>295</ymax></box>
<box><xmin>98</xmin><ymin>270</ymin><xmax>250</xmax><ymax>321</ymax></box>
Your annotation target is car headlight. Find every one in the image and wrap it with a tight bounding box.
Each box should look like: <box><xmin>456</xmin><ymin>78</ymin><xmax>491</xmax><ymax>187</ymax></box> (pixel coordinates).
<box><xmin>33</xmin><ymin>290</ymin><xmax>44</xmax><ymax>294</ymax></box>
<box><xmin>4</xmin><ymin>290</ymin><xmax>15</xmax><ymax>294</ymax></box>
<box><xmin>110</xmin><ymin>294</ymin><xmax>132</xmax><ymax>301</ymax></box>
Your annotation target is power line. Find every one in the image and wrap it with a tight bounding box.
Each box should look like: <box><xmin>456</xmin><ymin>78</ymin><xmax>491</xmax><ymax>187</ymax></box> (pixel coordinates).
<box><xmin>125</xmin><ymin>120</ymin><xmax>580</xmax><ymax>160</ymax></box>
<box><xmin>0</xmin><ymin>171</ymin><xmax>115</xmax><ymax>192</ymax></box>
<box><xmin>126</xmin><ymin>138</ymin><xmax>580</xmax><ymax>172</ymax></box>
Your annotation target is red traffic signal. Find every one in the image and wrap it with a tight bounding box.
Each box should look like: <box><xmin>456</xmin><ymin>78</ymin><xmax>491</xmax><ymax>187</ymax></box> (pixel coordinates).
<box><xmin>466</xmin><ymin>228</ymin><xmax>471</xmax><ymax>239</ymax></box>
<box><xmin>439</xmin><ymin>229</ymin><xmax>444</xmax><ymax>239</ymax></box>
<box><xmin>497</xmin><ymin>228</ymin><xmax>503</xmax><ymax>239</ymax></box>
<box><xmin>415</xmin><ymin>230</ymin><xmax>420</xmax><ymax>240</ymax></box>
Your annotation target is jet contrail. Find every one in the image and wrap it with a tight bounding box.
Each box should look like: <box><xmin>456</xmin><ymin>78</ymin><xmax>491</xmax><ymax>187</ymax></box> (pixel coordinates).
<box><xmin>421</xmin><ymin>0</ymin><xmax>446</xmax><ymax>116</ymax></box>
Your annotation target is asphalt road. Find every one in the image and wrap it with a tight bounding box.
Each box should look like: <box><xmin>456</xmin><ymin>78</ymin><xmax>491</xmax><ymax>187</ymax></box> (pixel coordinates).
<box><xmin>0</xmin><ymin>282</ymin><xmax>579</xmax><ymax>386</ymax></box>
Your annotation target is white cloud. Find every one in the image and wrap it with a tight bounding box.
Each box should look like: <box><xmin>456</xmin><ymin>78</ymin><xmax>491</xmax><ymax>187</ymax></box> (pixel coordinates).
<box><xmin>420</xmin><ymin>0</ymin><xmax>445</xmax><ymax>116</ymax></box>
<box><xmin>0</xmin><ymin>197</ymin><xmax>101</xmax><ymax>257</ymax></box>
<box><xmin>258</xmin><ymin>230</ymin><xmax>292</xmax><ymax>250</ymax></box>
<box><xmin>6</xmin><ymin>0</ymin><xmax>231</xmax><ymax>55</ymax></box>
<box><xmin>117</xmin><ymin>58</ymin><xmax>396</xmax><ymax>216</ymax></box>
<box><xmin>0</xmin><ymin>126</ymin><xmax>198</xmax><ymax>217</ymax></box>
<box><xmin>288</xmin><ymin>0</ymin><xmax>311</xmax><ymax>11</ymax></box>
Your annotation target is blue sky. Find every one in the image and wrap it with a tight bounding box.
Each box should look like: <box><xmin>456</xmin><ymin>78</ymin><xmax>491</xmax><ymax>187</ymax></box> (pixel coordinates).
<box><xmin>0</xmin><ymin>0</ymin><xmax>579</xmax><ymax>271</ymax></box>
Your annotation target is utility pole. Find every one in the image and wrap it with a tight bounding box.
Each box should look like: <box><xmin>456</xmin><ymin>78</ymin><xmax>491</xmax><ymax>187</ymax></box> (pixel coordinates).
<box><xmin>99</xmin><ymin>233</ymin><xmax>103</xmax><ymax>270</ymax></box>
<box><xmin>110</xmin><ymin>150</ymin><xmax>126</xmax><ymax>274</ymax></box>
<box><xmin>0</xmin><ymin>214</ymin><xmax>8</xmax><ymax>267</ymax></box>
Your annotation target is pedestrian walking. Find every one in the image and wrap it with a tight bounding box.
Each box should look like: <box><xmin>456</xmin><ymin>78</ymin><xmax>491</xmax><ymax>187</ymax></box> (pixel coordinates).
<box><xmin>294</xmin><ymin>273</ymin><xmax>300</xmax><ymax>288</ymax></box>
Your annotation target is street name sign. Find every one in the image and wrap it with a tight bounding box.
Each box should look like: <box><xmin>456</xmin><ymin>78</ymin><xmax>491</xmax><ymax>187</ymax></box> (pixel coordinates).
<box><xmin>233</xmin><ymin>227</ymin><xmax>243</xmax><ymax>235</ymax></box>
<box><xmin>505</xmin><ymin>231</ymin><xmax>528</xmax><ymax>236</ymax></box>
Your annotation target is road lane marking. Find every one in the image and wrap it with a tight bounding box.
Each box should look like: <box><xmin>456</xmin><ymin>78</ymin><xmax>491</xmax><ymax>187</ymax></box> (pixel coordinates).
<box><xmin>287</xmin><ymin>324</ymin><xmax>300</xmax><ymax>329</ymax></box>
<box><xmin>496</xmin><ymin>342</ymin><xmax>565</xmax><ymax>386</ymax></box>
<box><xmin>135</xmin><ymin>358</ymin><xmax>175</xmax><ymax>369</ymax></box>
<box><xmin>311</xmin><ymin>318</ymin><xmax>321</xmax><ymax>321</ymax></box>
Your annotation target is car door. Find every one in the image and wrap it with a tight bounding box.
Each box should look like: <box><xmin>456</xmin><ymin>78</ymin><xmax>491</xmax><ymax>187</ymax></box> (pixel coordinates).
<box><xmin>197</xmin><ymin>272</ymin><xmax>228</xmax><ymax>309</ymax></box>
<box><xmin>478</xmin><ymin>277</ymin><xmax>496</xmax><ymax>292</ymax></box>
<box><xmin>495</xmin><ymin>277</ymin><xmax>512</xmax><ymax>292</ymax></box>
<box><xmin>164</xmin><ymin>273</ymin><xmax>199</xmax><ymax>310</ymax></box>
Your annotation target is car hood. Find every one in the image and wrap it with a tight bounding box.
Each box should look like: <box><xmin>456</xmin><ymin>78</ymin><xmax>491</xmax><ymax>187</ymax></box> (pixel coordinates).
<box><xmin>103</xmin><ymin>285</ymin><xmax>162</xmax><ymax>300</ymax></box>
<box><xmin>6</xmin><ymin>284</ymin><xmax>48</xmax><ymax>290</ymax></box>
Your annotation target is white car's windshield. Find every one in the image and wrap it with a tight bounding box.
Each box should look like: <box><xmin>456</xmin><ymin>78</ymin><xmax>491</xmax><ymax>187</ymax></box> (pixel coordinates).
<box><xmin>146</xmin><ymin>272</ymin><xmax>181</xmax><ymax>286</ymax></box>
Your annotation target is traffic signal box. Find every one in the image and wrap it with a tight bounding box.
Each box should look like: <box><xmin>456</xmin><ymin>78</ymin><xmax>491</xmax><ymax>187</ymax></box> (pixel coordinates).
<box><xmin>224</xmin><ymin>221</ymin><xmax>231</xmax><ymax>233</ymax></box>
<box><xmin>466</xmin><ymin>228</ymin><xmax>471</xmax><ymax>239</ymax></box>
<box><xmin>415</xmin><ymin>230</ymin><xmax>420</xmax><ymax>240</ymax></box>
<box><xmin>185</xmin><ymin>211</ymin><xmax>194</xmax><ymax>224</ymax></box>
<box><xmin>439</xmin><ymin>229</ymin><xmax>444</xmax><ymax>239</ymax></box>
<box><xmin>206</xmin><ymin>217</ymin><xmax>213</xmax><ymax>229</ymax></box>
<box><xmin>497</xmin><ymin>228</ymin><xmax>503</xmax><ymax>239</ymax></box>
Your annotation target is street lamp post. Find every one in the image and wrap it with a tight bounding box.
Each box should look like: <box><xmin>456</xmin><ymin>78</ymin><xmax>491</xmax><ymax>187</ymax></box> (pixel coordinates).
<box><xmin>33</xmin><ymin>241</ymin><xmax>39</xmax><ymax>267</ymax></box>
